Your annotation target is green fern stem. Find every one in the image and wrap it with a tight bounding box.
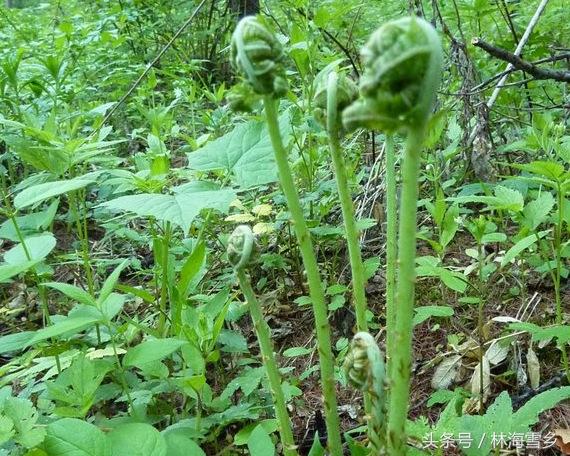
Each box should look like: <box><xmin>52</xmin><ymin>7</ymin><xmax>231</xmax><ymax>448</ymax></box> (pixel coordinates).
<box><xmin>386</xmin><ymin>127</ymin><xmax>425</xmax><ymax>455</ymax></box>
<box><xmin>235</xmin><ymin>268</ymin><xmax>298</xmax><ymax>456</ymax></box>
<box><xmin>263</xmin><ymin>96</ymin><xmax>343</xmax><ymax>456</ymax></box>
<box><xmin>326</xmin><ymin>72</ymin><xmax>368</xmax><ymax>333</ymax></box>
<box><xmin>385</xmin><ymin>134</ymin><xmax>397</xmax><ymax>383</ymax></box>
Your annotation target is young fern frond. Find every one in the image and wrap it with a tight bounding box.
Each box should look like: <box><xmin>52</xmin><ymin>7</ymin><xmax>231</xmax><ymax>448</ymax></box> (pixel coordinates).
<box><xmin>230</xmin><ymin>16</ymin><xmax>288</xmax><ymax>97</ymax></box>
<box><xmin>343</xmin><ymin>16</ymin><xmax>443</xmax><ymax>455</ymax></box>
<box><xmin>227</xmin><ymin>225</ymin><xmax>298</xmax><ymax>456</ymax></box>
<box><xmin>313</xmin><ymin>68</ymin><xmax>368</xmax><ymax>332</ymax></box>
<box><xmin>344</xmin><ymin>332</ymin><xmax>387</xmax><ymax>454</ymax></box>
<box><xmin>342</xmin><ymin>16</ymin><xmax>442</xmax><ymax>134</ymax></box>
<box><xmin>231</xmin><ymin>17</ymin><xmax>343</xmax><ymax>456</ymax></box>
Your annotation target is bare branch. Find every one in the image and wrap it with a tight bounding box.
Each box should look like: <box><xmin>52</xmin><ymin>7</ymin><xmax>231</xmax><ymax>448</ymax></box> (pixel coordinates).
<box><xmin>472</xmin><ymin>38</ymin><xmax>570</xmax><ymax>83</ymax></box>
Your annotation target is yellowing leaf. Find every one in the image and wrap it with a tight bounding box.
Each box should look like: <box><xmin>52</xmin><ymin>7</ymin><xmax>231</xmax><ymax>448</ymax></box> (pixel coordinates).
<box><xmin>253</xmin><ymin>222</ymin><xmax>274</xmax><ymax>235</ymax></box>
<box><xmin>252</xmin><ymin>204</ymin><xmax>272</xmax><ymax>216</ymax></box>
<box><xmin>471</xmin><ymin>356</ymin><xmax>491</xmax><ymax>405</ymax></box>
<box><xmin>527</xmin><ymin>346</ymin><xmax>540</xmax><ymax>389</ymax></box>
<box><xmin>230</xmin><ymin>198</ymin><xmax>247</xmax><ymax>210</ymax></box>
<box><xmin>225</xmin><ymin>213</ymin><xmax>255</xmax><ymax>223</ymax></box>
<box><xmin>86</xmin><ymin>346</ymin><xmax>126</xmax><ymax>359</ymax></box>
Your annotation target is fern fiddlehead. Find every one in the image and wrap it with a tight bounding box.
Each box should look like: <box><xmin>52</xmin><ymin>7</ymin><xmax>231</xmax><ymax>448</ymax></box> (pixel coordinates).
<box><xmin>231</xmin><ymin>16</ymin><xmax>288</xmax><ymax>97</ymax></box>
<box><xmin>343</xmin><ymin>17</ymin><xmax>443</xmax><ymax>455</ymax></box>
<box><xmin>344</xmin><ymin>332</ymin><xmax>387</xmax><ymax>454</ymax></box>
<box><xmin>342</xmin><ymin>16</ymin><xmax>442</xmax><ymax>134</ymax></box>
<box><xmin>231</xmin><ymin>16</ymin><xmax>343</xmax><ymax>456</ymax></box>
<box><xmin>227</xmin><ymin>226</ymin><xmax>298</xmax><ymax>456</ymax></box>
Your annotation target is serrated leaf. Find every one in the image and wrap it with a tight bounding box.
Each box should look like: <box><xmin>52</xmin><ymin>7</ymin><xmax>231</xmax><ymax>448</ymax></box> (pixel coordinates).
<box><xmin>363</xmin><ymin>257</ymin><xmax>381</xmax><ymax>281</ymax></box>
<box><xmin>187</xmin><ymin>112</ymin><xmax>291</xmax><ymax>188</ymax></box>
<box><xmin>44</xmin><ymin>418</ymin><xmax>106</xmax><ymax>456</ymax></box>
<box><xmin>3</xmin><ymin>397</ymin><xmax>45</xmax><ymax>449</ymax></box>
<box><xmin>108</xmin><ymin>423</ymin><xmax>166</xmax><ymax>456</ymax></box>
<box><xmin>516</xmin><ymin>161</ymin><xmax>565</xmax><ymax>181</ymax></box>
<box><xmin>431</xmin><ymin>355</ymin><xmax>461</xmax><ymax>390</ymax></box>
<box><xmin>0</xmin><ymin>415</ymin><xmax>14</xmax><ymax>445</ymax></box>
<box><xmin>523</xmin><ymin>192</ymin><xmax>555</xmax><ymax>230</ymax></box>
<box><xmin>513</xmin><ymin>387</ymin><xmax>570</xmax><ymax>432</ymax></box>
<box><xmin>494</xmin><ymin>185</ymin><xmax>524</xmax><ymax>212</ymax></box>
<box><xmin>460</xmin><ymin>392</ymin><xmax>513</xmax><ymax>456</ymax></box>
<box><xmin>123</xmin><ymin>338</ymin><xmax>187</xmax><ymax>368</ymax></box>
<box><xmin>14</xmin><ymin>178</ymin><xmax>95</xmax><ymax>209</ymax></box>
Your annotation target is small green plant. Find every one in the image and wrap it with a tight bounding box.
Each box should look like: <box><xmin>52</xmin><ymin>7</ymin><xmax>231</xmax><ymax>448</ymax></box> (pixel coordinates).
<box><xmin>227</xmin><ymin>225</ymin><xmax>297</xmax><ymax>456</ymax></box>
<box><xmin>313</xmin><ymin>67</ymin><xmax>367</xmax><ymax>332</ymax></box>
<box><xmin>344</xmin><ymin>332</ymin><xmax>387</xmax><ymax>453</ymax></box>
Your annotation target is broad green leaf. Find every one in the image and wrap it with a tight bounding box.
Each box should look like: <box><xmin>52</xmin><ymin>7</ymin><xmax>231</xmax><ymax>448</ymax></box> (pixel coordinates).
<box><xmin>101</xmin><ymin>187</ymin><xmax>235</xmax><ymax>234</ymax></box>
<box><xmin>413</xmin><ymin>306</ymin><xmax>454</xmax><ymax>326</ymax></box>
<box><xmin>27</xmin><ymin>316</ymin><xmax>101</xmax><ymax>347</ymax></box>
<box><xmin>163</xmin><ymin>431</ymin><xmax>205</xmax><ymax>456</ymax></box>
<box><xmin>0</xmin><ymin>260</ymin><xmax>41</xmax><ymax>282</ymax></box>
<box><xmin>4</xmin><ymin>233</ymin><xmax>56</xmax><ymax>264</ymax></box>
<box><xmin>480</xmin><ymin>232</ymin><xmax>507</xmax><ymax>244</ymax></box>
<box><xmin>187</xmin><ymin>111</ymin><xmax>291</xmax><ymax>188</ymax></box>
<box><xmin>123</xmin><ymin>338</ymin><xmax>187</xmax><ymax>368</ymax></box>
<box><xmin>44</xmin><ymin>418</ymin><xmax>107</xmax><ymax>456</ymax></box>
<box><xmin>108</xmin><ymin>423</ymin><xmax>166</xmax><ymax>456</ymax></box>
<box><xmin>0</xmin><ymin>199</ymin><xmax>59</xmax><ymax>241</ymax></box>
<box><xmin>247</xmin><ymin>423</ymin><xmax>275</xmax><ymax>456</ymax></box>
<box><xmin>234</xmin><ymin>420</ymin><xmax>278</xmax><ymax>445</ymax></box>
<box><xmin>0</xmin><ymin>331</ymin><xmax>34</xmax><ymax>354</ymax></box>
<box><xmin>523</xmin><ymin>191</ymin><xmax>554</xmax><ymax>230</ymax></box>
<box><xmin>501</xmin><ymin>230</ymin><xmax>548</xmax><ymax>267</ymax></box>
<box><xmin>43</xmin><ymin>282</ymin><xmax>97</xmax><ymax>307</ymax></box>
<box><xmin>14</xmin><ymin>178</ymin><xmax>95</xmax><ymax>209</ymax></box>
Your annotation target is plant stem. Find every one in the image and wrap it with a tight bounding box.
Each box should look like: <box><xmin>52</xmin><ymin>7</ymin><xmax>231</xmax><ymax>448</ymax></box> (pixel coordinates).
<box><xmin>158</xmin><ymin>222</ymin><xmax>171</xmax><ymax>336</ymax></box>
<box><xmin>236</xmin><ymin>269</ymin><xmax>298</xmax><ymax>456</ymax></box>
<box><xmin>263</xmin><ymin>96</ymin><xmax>342</xmax><ymax>456</ymax></box>
<box><xmin>326</xmin><ymin>72</ymin><xmax>368</xmax><ymax>332</ymax></box>
<box><xmin>554</xmin><ymin>185</ymin><xmax>570</xmax><ymax>380</ymax></box>
<box><xmin>385</xmin><ymin>134</ymin><xmax>397</xmax><ymax>383</ymax></box>
<box><xmin>386</xmin><ymin>126</ymin><xmax>425</xmax><ymax>455</ymax></box>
